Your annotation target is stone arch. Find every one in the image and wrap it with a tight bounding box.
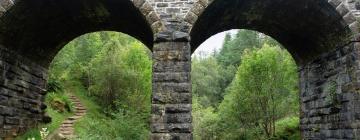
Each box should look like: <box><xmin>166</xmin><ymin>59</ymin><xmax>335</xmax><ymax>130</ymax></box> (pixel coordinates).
<box><xmin>132</xmin><ymin>0</ymin><xmax>166</xmax><ymax>34</ymax></box>
<box><xmin>185</xmin><ymin>0</ymin><xmax>360</xmax><ymax>36</ymax></box>
<box><xmin>186</xmin><ymin>0</ymin><xmax>360</xmax><ymax>139</ymax></box>
<box><xmin>188</xmin><ymin>0</ymin><xmax>359</xmax><ymax>64</ymax></box>
<box><xmin>0</xmin><ymin>0</ymin><xmax>167</xmax><ymax>67</ymax></box>
<box><xmin>0</xmin><ymin>0</ymin><xmax>161</xmax><ymax>138</ymax></box>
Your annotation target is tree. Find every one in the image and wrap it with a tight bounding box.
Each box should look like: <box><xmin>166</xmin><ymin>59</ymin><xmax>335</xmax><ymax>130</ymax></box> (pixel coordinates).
<box><xmin>192</xmin><ymin>56</ymin><xmax>224</xmax><ymax>107</ymax></box>
<box><xmin>216</xmin><ymin>30</ymin><xmax>262</xmax><ymax>67</ymax></box>
<box><xmin>88</xmin><ymin>35</ymin><xmax>152</xmax><ymax>113</ymax></box>
<box><xmin>218</xmin><ymin>44</ymin><xmax>299</xmax><ymax>139</ymax></box>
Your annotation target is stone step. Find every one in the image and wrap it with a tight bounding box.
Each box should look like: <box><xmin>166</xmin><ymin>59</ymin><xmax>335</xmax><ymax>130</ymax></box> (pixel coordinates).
<box><xmin>76</xmin><ymin>110</ymin><xmax>86</xmax><ymax>113</ymax></box>
<box><xmin>60</xmin><ymin>127</ymin><xmax>74</xmax><ymax>130</ymax></box>
<box><xmin>61</xmin><ymin>124</ymin><xmax>73</xmax><ymax>128</ymax></box>
<box><xmin>68</xmin><ymin>116</ymin><xmax>79</xmax><ymax>120</ymax></box>
<box><xmin>61</xmin><ymin>132</ymin><xmax>73</xmax><ymax>135</ymax></box>
<box><xmin>63</xmin><ymin>120</ymin><xmax>75</xmax><ymax>124</ymax></box>
<box><xmin>61</xmin><ymin>123</ymin><xmax>73</xmax><ymax>126</ymax></box>
<box><xmin>75</xmin><ymin>113</ymin><xmax>86</xmax><ymax>116</ymax></box>
<box><xmin>76</xmin><ymin>110</ymin><xmax>86</xmax><ymax>112</ymax></box>
<box><xmin>60</xmin><ymin>129</ymin><xmax>74</xmax><ymax>132</ymax></box>
<box><xmin>62</xmin><ymin>123</ymin><xmax>73</xmax><ymax>127</ymax></box>
<box><xmin>75</xmin><ymin>107</ymin><xmax>86</xmax><ymax>110</ymax></box>
<box><xmin>72</xmin><ymin>102</ymin><xmax>81</xmax><ymax>104</ymax></box>
<box><xmin>56</xmin><ymin>94</ymin><xmax>87</xmax><ymax>139</ymax></box>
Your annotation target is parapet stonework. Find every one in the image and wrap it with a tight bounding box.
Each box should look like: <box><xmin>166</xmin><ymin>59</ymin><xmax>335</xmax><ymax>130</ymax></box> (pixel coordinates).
<box><xmin>147</xmin><ymin>0</ymin><xmax>195</xmax><ymax>19</ymax></box>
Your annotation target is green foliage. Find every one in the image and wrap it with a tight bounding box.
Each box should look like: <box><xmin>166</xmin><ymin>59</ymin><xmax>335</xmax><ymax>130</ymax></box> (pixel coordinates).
<box><xmin>16</xmin><ymin>105</ymin><xmax>72</xmax><ymax>140</ymax></box>
<box><xmin>75</xmin><ymin>110</ymin><xmax>149</xmax><ymax>140</ymax></box>
<box><xmin>193</xmin><ymin>97</ymin><xmax>221</xmax><ymax>139</ymax></box>
<box><xmin>271</xmin><ymin>117</ymin><xmax>300</xmax><ymax>140</ymax></box>
<box><xmin>68</xmin><ymin>81</ymin><xmax>149</xmax><ymax>140</ymax></box>
<box><xmin>88</xmin><ymin>40</ymin><xmax>152</xmax><ymax>113</ymax></box>
<box><xmin>193</xmin><ymin>30</ymin><xmax>299</xmax><ymax>140</ymax></box>
<box><xmin>46</xmin><ymin>92</ymin><xmax>74</xmax><ymax>113</ymax></box>
<box><xmin>48</xmin><ymin>31</ymin><xmax>151</xmax><ymax>139</ymax></box>
<box><xmin>217</xmin><ymin>44</ymin><xmax>299</xmax><ymax>138</ymax></box>
<box><xmin>47</xmin><ymin>77</ymin><xmax>63</xmax><ymax>93</ymax></box>
<box><xmin>325</xmin><ymin>80</ymin><xmax>341</xmax><ymax>108</ymax></box>
<box><xmin>216</xmin><ymin>30</ymin><xmax>262</xmax><ymax>67</ymax></box>
<box><xmin>43</xmin><ymin>29</ymin><xmax>300</xmax><ymax>140</ymax></box>
<box><xmin>192</xmin><ymin>56</ymin><xmax>225</xmax><ymax>107</ymax></box>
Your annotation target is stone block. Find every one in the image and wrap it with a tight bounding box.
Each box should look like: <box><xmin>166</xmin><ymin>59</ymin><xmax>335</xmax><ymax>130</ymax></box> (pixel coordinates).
<box><xmin>152</xmin><ymin>104</ymin><xmax>191</xmax><ymax>115</ymax></box>
<box><xmin>153</xmin><ymin>72</ymin><xmax>190</xmax><ymax>83</ymax></box>
<box><xmin>151</xmin><ymin>133</ymin><xmax>192</xmax><ymax>140</ymax></box>
<box><xmin>153</xmin><ymin>61</ymin><xmax>190</xmax><ymax>72</ymax></box>
<box><xmin>151</xmin><ymin>123</ymin><xmax>192</xmax><ymax>133</ymax></box>
<box><xmin>152</xmin><ymin>92</ymin><xmax>191</xmax><ymax>104</ymax></box>
<box><xmin>151</xmin><ymin>113</ymin><xmax>191</xmax><ymax>123</ymax></box>
<box><xmin>5</xmin><ymin>117</ymin><xmax>19</xmax><ymax>125</ymax></box>
<box><xmin>132</xmin><ymin>0</ymin><xmax>146</xmax><ymax>8</ymax></box>
<box><xmin>153</xmin><ymin>82</ymin><xmax>191</xmax><ymax>93</ymax></box>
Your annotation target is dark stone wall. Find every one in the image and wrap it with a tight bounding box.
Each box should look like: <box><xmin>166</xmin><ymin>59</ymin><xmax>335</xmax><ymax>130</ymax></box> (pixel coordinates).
<box><xmin>151</xmin><ymin>41</ymin><xmax>192</xmax><ymax>140</ymax></box>
<box><xmin>0</xmin><ymin>0</ymin><xmax>155</xmax><ymax>67</ymax></box>
<box><xmin>299</xmin><ymin>42</ymin><xmax>360</xmax><ymax>139</ymax></box>
<box><xmin>0</xmin><ymin>45</ymin><xmax>47</xmax><ymax>138</ymax></box>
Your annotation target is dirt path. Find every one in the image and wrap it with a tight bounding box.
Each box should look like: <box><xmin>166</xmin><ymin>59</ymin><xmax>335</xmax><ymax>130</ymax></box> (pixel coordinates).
<box><xmin>57</xmin><ymin>94</ymin><xmax>87</xmax><ymax>139</ymax></box>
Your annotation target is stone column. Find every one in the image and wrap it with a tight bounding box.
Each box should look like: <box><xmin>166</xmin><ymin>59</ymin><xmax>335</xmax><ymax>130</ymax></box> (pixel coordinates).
<box><xmin>151</xmin><ymin>31</ymin><xmax>192</xmax><ymax>140</ymax></box>
<box><xmin>0</xmin><ymin>46</ymin><xmax>48</xmax><ymax>139</ymax></box>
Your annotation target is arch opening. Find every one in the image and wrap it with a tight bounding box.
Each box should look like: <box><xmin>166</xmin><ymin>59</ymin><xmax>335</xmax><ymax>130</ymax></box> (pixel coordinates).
<box><xmin>16</xmin><ymin>31</ymin><xmax>153</xmax><ymax>139</ymax></box>
<box><xmin>191</xmin><ymin>29</ymin><xmax>300</xmax><ymax>139</ymax></box>
<box><xmin>190</xmin><ymin>0</ymin><xmax>352</xmax><ymax>65</ymax></box>
<box><xmin>0</xmin><ymin>0</ymin><xmax>155</xmax><ymax>138</ymax></box>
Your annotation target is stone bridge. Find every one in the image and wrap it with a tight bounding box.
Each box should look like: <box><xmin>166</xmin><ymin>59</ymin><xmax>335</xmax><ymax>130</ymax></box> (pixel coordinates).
<box><xmin>0</xmin><ymin>0</ymin><xmax>360</xmax><ymax>139</ymax></box>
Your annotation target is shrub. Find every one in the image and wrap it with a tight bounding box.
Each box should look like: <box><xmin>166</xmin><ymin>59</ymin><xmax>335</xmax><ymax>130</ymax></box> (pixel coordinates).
<box><xmin>46</xmin><ymin>92</ymin><xmax>74</xmax><ymax>113</ymax></box>
<box><xmin>75</xmin><ymin>109</ymin><xmax>149</xmax><ymax>140</ymax></box>
<box><xmin>271</xmin><ymin>116</ymin><xmax>300</xmax><ymax>140</ymax></box>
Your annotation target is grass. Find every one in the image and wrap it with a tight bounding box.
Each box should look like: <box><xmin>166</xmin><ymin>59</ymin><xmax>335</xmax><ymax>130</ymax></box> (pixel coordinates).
<box><xmin>16</xmin><ymin>88</ymin><xmax>74</xmax><ymax>140</ymax></box>
<box><xmin>68</xmin><ymin>81</ymin><xmax>150</xmax><ymax>140</ymax></box>
<box><xmin>66</xmin><ymin>81</ymin><xmax>107</xmax><ymax>139</ymax></box>
<box><xmin>272</xmin><ymin>116</ymin><xmax>301</xmax><ymax>140</ymax></box>
<box><xmin>15</xmin><ymin>107</ymin><xmax>72</xmax><ymax>140</ymax></box>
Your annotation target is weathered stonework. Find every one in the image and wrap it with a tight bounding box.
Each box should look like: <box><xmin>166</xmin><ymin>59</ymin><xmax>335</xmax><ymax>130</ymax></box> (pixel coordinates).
<box><xmin>147</xmin><ymin>0</ymin><xmax>195</xmax><ymax>19</ymax></box>
<box><xmin>299</xmin><ymin>42</ymin><xmax>360</xmax><ymax>139</ymax></box>
<box><xmin>0</xmin><ymin>46</ymin><xmax>48</xmax><ymax>138</ymax></box>
<box><xmin>152</xmin><ymin>32</ymin><xmax>192</xmax><ymax>140</ymax></box>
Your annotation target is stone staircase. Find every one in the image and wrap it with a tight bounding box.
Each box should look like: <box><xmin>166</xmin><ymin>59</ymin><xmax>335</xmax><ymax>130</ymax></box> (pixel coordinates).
<box><xmin>57</xmin><ymin>94</ymin><xmax>87</xmax><ymax>139</ymax></box>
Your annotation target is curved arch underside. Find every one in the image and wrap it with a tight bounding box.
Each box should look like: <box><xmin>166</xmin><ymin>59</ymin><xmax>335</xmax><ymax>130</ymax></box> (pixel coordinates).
<box><xmin>190</xmin><ymin>0</ymin><xmax>352</xmax><ymax>65</ymax></box>
<box><xmin>0</xmin><ymin>0</ymin><xmax>153</xmax><ymax>67</ymax></box>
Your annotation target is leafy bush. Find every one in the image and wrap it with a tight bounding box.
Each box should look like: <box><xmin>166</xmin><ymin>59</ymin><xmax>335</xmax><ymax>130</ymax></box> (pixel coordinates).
<box><xmin>271</xmin><ymin>117</ymin><xmax>300</xmax><ymax>140</ymax></box>
<box><xmin>46</xmin><ymin>92</ymin><xmax>74</xmax><ymax>113</ymax></box>
<box><xmin>47</xmin><ymin>77</ymin><xmax>63</xmax><ymax>93</ymax></box>
<box><xmin>75</xmin><ymin>109</ymin><xmax>149</xmax><ymax>140</ymax></box>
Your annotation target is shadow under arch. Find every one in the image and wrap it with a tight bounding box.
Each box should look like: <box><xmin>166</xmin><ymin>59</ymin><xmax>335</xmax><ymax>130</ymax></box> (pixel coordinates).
<box><xmin>0</xmin><ymin>0</ymin><xmax>154</xmax><ymax>67</ymax></box>
<box><xmin>190</xmin><ymin>0</ymin><xmax>352</xmax><ymax>65</ymax></box>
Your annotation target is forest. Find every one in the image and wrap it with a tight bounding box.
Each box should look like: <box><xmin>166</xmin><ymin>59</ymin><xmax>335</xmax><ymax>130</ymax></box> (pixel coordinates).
<box><xmin>18</xmin><ymin>30</ymin><xmax>300</xmax><ymax>140</ymax></box>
